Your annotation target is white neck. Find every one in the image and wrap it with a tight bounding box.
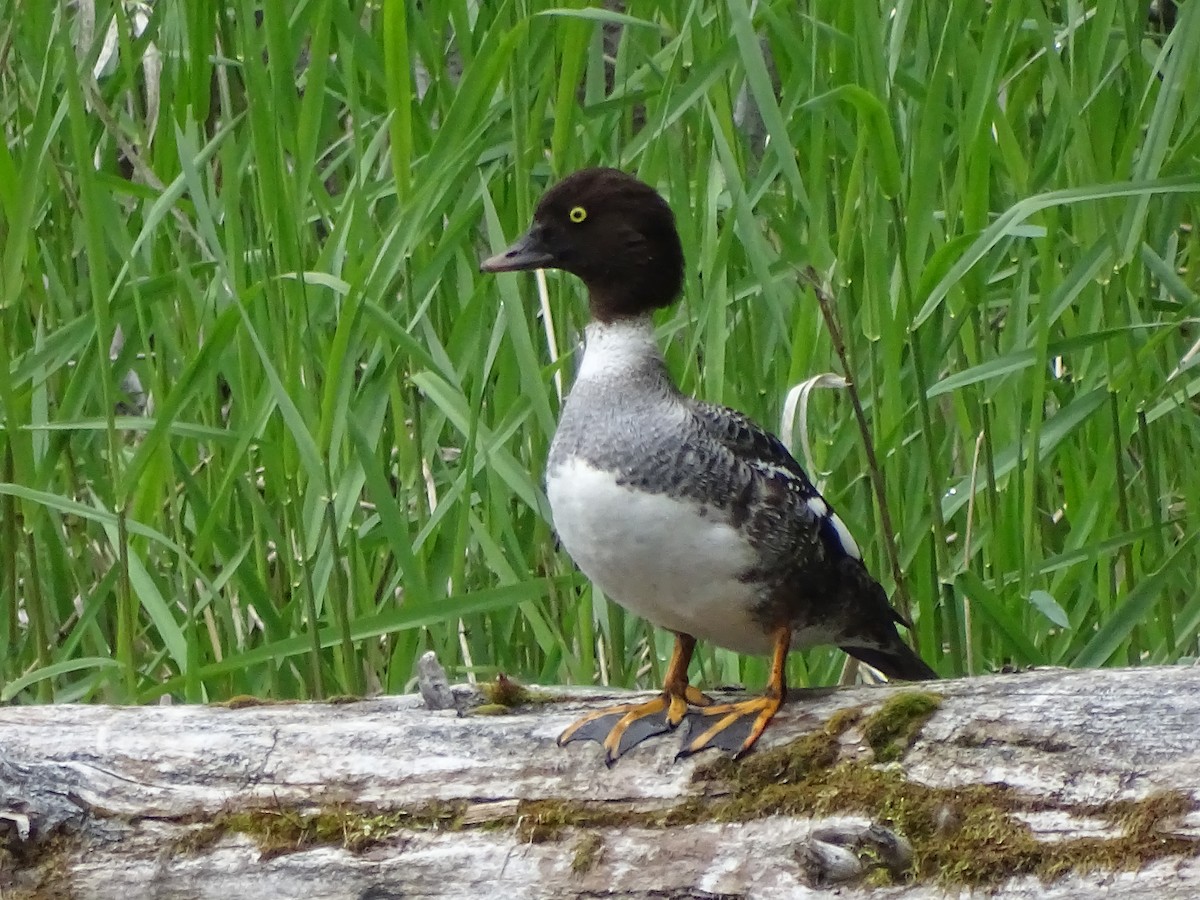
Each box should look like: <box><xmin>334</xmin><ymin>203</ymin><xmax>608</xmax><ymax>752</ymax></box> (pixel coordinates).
<box><xmin>576</xmin><ymin>316</ymin><xmax>663</xmax><ymax>383</ymax></box>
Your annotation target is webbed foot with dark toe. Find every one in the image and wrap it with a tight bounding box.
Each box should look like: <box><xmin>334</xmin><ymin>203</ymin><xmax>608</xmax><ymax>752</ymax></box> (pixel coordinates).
<box><xmin>677</xmin><ymin>624</ymin><xmax>791</xmax><ymax>759</ymax></box>
<box><xmin>558</xmin><ymin>633</ymin><xmax>702</xmax><ymax>765</ymax></box>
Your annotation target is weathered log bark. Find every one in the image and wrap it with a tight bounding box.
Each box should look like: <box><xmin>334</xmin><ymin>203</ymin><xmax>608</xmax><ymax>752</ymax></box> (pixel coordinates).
<box><xmin>2</xmin><ymin>665</ymin><xmax>1198</xmax><ymax>899</ymax></box>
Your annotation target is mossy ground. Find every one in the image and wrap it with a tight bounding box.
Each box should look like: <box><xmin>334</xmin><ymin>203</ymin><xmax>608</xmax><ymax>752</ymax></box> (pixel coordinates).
<box><xmin>861</xmin><ymin>691</ymin><xmax>942</xmax><ymax>762</ymax></box>
<box><xmin>173</xmin><ymin>692</ymin><xmax>1198</xmax><ymax>885</ymax></box>
<box><xmin>211</xmin><ymin>696</ymin><xmax>302</xmax><ymax>710</ymax></box>
<box><xmin>472</xmin><ymin>673</ymin><xmax>566</xmax><ymax>714</ymax></box>
<box><xmin>503</xmin><ymin>691</ymin><xmax>1197</xmax><ymax>886</ymax></box>
<box><xmin>1</xmin><ymin>831</ymin><xmax>74</xmax><ymax>899</ymax></box>
<box><xmin>570</xmin><ymin>832</ymin><xmax>605</xmax><ymax>874</ymax></box>
<box><xmin>18</xmin><ymin>691</ymin><xmax>1196</xmax><ymax>891</ymax></box>
<box><xmin>175</xmin><ymin>801</ymin><xmax>464</xmax><ymax>860</ymax></box>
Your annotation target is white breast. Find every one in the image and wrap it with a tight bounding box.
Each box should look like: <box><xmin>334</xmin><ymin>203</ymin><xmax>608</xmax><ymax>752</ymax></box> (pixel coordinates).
<box><xmin>546</xmin><ymin>456</ymin><xmax>773</xmax><ymax>655</ymax></box>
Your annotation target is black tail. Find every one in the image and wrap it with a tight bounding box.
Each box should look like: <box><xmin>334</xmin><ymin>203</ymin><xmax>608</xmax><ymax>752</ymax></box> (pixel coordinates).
<box><xmin>842</xmin><ymin>641</ymin><xmax>939</xmax><ymax>682</ymax></box>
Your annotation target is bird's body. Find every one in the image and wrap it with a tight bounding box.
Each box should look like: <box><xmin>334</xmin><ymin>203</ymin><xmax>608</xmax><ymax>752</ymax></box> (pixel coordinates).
<box><xmin>547</xmin><ymin>316</ymin><xmax>912</xmax><ymax>661</ymax></box>
<box><xmin>481</xmin><ymin>167</ymin><xmax>936</xmax><ymax>763</ymax></box>
<box><xmin>547</xmin><ymin>320</ymin><xmax>770</xmax><ymax>655</ymax></box>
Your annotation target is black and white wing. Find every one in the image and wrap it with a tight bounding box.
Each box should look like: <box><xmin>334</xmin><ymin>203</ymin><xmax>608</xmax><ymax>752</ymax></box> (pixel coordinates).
<box><xmin>686</xmin><ymin>398</ymin><xmax>862</xmax><ymax>562</ymax></box>
<box><xmin>688</xmin><ymin>398</ymin><xmax>936</xmax><ymax>680</ymax></box>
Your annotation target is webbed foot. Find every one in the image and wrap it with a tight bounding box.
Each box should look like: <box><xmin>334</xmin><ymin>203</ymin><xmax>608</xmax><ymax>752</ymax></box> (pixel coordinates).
<box><xmin>558</xmin><ymin>690</ymin><xmax>690</xmax><ymax>766</ymax></box>
<box><xmin>557</xmin><ymin>634</ymin><xmax>708</xmax><ymax>765</ymax></box>
<box><xmin>677</xmin><ymin>692</ymin><xmax>784</xmax><ymax>758</ymax></box>
<box><xmin>677</xmin><ymin>623</ymin><xmax>791</xmax><ymax>759</ymax></box>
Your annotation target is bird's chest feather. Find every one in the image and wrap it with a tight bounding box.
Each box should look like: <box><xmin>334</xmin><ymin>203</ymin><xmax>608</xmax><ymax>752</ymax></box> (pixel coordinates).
<box><xmin>545</xmin><ymin>455</ymin><xmax>772</xmax><ymax>654</ymax></box>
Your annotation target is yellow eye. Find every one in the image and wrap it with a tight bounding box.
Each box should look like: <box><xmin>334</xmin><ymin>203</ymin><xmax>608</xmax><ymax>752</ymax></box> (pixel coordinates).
<box><xmin>569</xmin><ymin>206</ymin><xmax>587</xmax><ymax>223</ymax></box>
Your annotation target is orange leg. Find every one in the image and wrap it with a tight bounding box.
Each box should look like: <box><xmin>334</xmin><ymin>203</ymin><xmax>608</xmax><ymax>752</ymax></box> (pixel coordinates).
<box><xmin>677</xmin><ymin>624</ymin><xmax>790</xmax><ymax>759</ymax></box>
<box><xmin>559</xmin><ymin>633</ymin><xmax>709</xmax><ymax>766</ymax></box>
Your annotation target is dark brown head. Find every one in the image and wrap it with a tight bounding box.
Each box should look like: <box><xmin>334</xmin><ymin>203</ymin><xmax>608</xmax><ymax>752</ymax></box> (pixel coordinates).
<box><xmin>480</xmin><ymin>168</ymin><xmax>685</xmax><ymax>322</ymax></box>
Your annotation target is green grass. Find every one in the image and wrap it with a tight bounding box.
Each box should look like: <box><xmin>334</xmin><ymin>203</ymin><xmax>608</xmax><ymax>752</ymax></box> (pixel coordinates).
<box><xmin>1</xmin><ymin>0</ymin><xmax>1197</xmax><ymax>704</ymax></box>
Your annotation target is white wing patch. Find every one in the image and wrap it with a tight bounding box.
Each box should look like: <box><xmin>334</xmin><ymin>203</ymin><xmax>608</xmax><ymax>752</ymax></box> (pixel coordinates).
<box><xmin>807</xmin><ymin>495</ymin><xmax>861</xmax><ymax>559</ymax></box>
<box><xmin>826</xmin><ymin>510</ymin><xmax>861</xmax><ymax>560</ymax></box>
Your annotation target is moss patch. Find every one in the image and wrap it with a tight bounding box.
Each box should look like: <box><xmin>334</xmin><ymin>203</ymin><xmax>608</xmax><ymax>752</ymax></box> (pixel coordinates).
<box><xmin>471</xmin><ymin>703</ymin><xmax>518</xmax><ymax>716</ymax></box>
<box><xmin>0</xmin><ymin>831</ymin><xmax>74</xmax><ymax>900</ymax></box>
<box><xmin>915</xmin><ymin>787</ymin><xmax>1195</xmax><ymax>885</ymax></box>
<box><xmin>474</xmin><ymin>673</ymin><xmax>559</xmax><ymax>712</ymax></box>
<box><xmin>178</xmin><ymin>801</ymin><xmax>463</xmax><ymax>859</ymax></box>
<box><xmin>212</xmin><ymin>695</ymin><xmax>286</xmax><ymax>710</ymax></box>
<box><xmin>824</xmin><ymin>704</ymin><xmax>864</xmax><ymax>737</ymax></box>
<box><xmin>212</xmin><ymin>695</ymin><xmax>361</xmax><ymax>709</ymax></box>
<box><xmin>862</xmin><ymin>691</ymin><xmax>942</xmax><ymax>762</ymax></box>
<box><xmin>571</xmin><ymin>832</ymin><xmax>604</xmax><ymax>874</ymax></box>
<box><xmin>693</xmin><ymin>721</ymin><xmax>843</xmax><ymax>801</ymax></box>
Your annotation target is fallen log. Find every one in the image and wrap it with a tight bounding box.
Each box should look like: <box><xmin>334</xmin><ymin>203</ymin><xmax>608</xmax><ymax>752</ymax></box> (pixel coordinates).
<box><xmin>2</xmin><ymin>665</ymin><xmax>1198</xmax><ymax>899</ymax></box>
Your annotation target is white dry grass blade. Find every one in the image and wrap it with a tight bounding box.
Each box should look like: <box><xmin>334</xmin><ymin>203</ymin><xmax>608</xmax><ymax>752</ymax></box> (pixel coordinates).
<box><xmin>1168</xmin><ymin>324</ymin><xmax>1200</xmax><ymax>381</ymax></box>
<box><xmin>91</xmin><ymin>2</ymin><xmax>160</xmax><ymax>138</ymax></box>
<box><xmin>535</xmin><ymin>268</ymin><xmax>563</xmax><ymax>404</ymax></box>
<box><xmin>779</xmin><ymin>373</ymin><xmax>850</xmax><ymax>491</ymax></box>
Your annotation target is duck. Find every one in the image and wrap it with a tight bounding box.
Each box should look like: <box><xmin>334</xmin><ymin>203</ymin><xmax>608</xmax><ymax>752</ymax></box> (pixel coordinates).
<box><xmin>480</xmin><ymin>167</ymin><xmax>937</xmax><ymax>764</ymax></box>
